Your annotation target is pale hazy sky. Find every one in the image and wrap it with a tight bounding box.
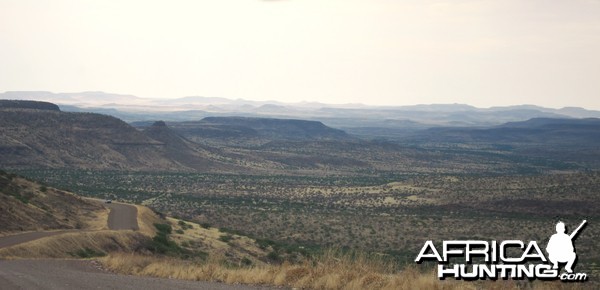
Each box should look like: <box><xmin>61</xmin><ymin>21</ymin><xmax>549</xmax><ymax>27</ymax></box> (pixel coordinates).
<box><xmin>1</xmin><ymin>0</ymin><xmax>599</xmax><ymax>109</ymax></box>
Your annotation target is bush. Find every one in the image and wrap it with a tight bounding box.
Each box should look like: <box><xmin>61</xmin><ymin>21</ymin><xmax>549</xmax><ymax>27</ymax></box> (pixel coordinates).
<box><xmin>219</xmin><ymin>234</ymin><xmax>234</xmax><ymax>243</ymax></box>
<box><xmin>72</xmin><ymin>248</ymin><xmax>106</xmax><ymax>258</ymax></box>
<box><xmin>154</xmin><ymin>223</ymin><xmax>172</xmax><ymax>235</ymax></box>
<box><xmin>256</xmin><ymin>238</ymin><xmax>276</xmax><ymax>250</ymax></box>
<box><xmin>178</xmin><ymin>220</ymin><xmax>193</xmax><ymax>230</ymax></box>
<box><xmin>147</xmin><ymin>223</ymin><xmax>182</xmax><ymax>255</ymax></box>
<box><xmin>150</xmin><ymin>234</ymin><xmax>180</xmax><ymax>254</ymax></box>
<box><xmin>14</xmin><ymin>194</ymin><xmax>29</xmax><ymax>204</ymax></box>
<box><xmin>241</xmin><ymin>257</ymin><xmax>253</xmax><ymax>266</ymax></box>
<box><xmin>267</xmin><ymin>251</ymin><xmax>282</xmax><ymax>263</ymax></box>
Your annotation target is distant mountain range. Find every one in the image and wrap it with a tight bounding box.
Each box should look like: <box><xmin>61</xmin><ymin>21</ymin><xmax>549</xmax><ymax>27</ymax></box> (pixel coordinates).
<box><xmin>2</xmin><ymin>92</ymin><xmax>599</xmax><ymax>131</ymax></box>
<box><xmin>413</xmin><ymin>118</ymin><xmax>600</xmax><ymax>145</ymax></box>
<box><xmin>0</xmin><ymin>101</ymin><xmax>357</xmax><ymax>171</ymax></box>
<box><xmin>1</xmin><ymin>99</ymin><xmax>599</xmax><ymax>172</ymax></box>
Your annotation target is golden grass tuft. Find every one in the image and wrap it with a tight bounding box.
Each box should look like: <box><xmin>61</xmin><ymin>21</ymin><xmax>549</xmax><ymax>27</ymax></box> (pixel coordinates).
<box><xmin>100</xmin><ymin>251</ymin><xmax>445</xmax><ymax>290</ymax></box>
<box><xmin>100</xmin><ymin>249</ymin><xmax>591</xmax><ymax>290</ymax></box>
<box><xmin>166</xmin><ymin>217</ymin><xmax>269</xmax><ymax>267</ymax></box>
<box><xmin>135</xmin><ymin>205</ymin><xmax>163</xmax><ymax>236</ymax></box>
<box><xmin>0</xmin><ymin>230</ymin><xmax>147</xmax><ymax>259</ymax></box>
<box><xmin>82</xmin><ymin>206</ymin><xmax>110</xmax><ymax>231</ymax></box>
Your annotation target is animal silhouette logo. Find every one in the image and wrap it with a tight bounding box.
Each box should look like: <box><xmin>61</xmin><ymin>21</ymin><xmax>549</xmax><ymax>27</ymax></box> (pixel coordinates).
<box><xmin>546</xmin><ymin>220</ymin><xmax>586</xmax><ymax>273</ymax></box>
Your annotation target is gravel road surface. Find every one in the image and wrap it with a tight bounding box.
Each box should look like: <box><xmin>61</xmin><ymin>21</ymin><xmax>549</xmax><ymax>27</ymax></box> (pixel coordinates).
<box><xmin>0</xmin><ymin>231</ymin><xmax>73</xmax><ymax>249</ymax></box>
<box><xmin>0</xmin><ymin>202</ymin><xmax>278</xmax><ymax>289</ymax></box>
<box><xmin>0</xmin><ymin>259</ymin><xmax>272</xmax><ymax>290</ymax></box>
<box><xmin>104</xmin><ymin>202</ymin><xmax>139</xmax><ymax>231</ymax></box>
<box><xmin>0</xmin><ymin>200</ymin><xmax>138</xmax><ymax>249</ymax></box>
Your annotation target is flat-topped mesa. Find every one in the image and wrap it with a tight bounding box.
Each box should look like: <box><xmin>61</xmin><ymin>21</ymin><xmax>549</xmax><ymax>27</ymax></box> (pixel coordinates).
<box><xmin>152</xmin><ymin>120</ymin><xmax>167</xmax><ymax>127</ymax></box>
<box><xmin>0</xmin><ymin>100</ymin><xmax>61</xmax><ymax>111</ymax></box>
<box><xmin>198</xmin><ymin>116</ymin><xmax>350</xmax><ymax>139</ymax></box>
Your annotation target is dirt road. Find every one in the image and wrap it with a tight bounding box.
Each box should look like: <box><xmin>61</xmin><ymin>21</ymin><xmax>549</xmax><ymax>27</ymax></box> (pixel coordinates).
<box><xmin>0</xmin><ymin>203</ymin><xmax>276</xmax><ymax>289</ymax></box>
<box><xmin>104</xmin><ymin>202</ymin><xmax>139</xmax><ymax>231</ymax></box>
<box><xmin>0</xmin><ymin>230</ymin><xmax>73</xmax><ymax>249</ymax></box>
<box><xmin>0</xmin><ymin>259</ymin><xmax>271</xmax><ymax>290</ymax></box>
<box><xmin>0</xmin><ymin>200</ymin><xmax>138</xmax><ymax>249</ymax></box>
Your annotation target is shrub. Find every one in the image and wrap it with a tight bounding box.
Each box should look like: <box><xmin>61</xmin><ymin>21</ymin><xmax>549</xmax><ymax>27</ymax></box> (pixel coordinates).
<box><xmin>267</xmin><ymin>251</ymin><xmax>282</xmax><ymax>263</ymax></box>
<box><xmin>147</xmin><ymin>223</ymin><xmax>182</xmax><ymax>255</ymax></box>
<box><xmin>219</xmin><ymin>234</ymin><xmax>234</xmax><ymax>243</ymax></box>
<box><xmin>178</xmin><ymin>220</ymin><xmax>193</xmax><ymax>230</ymax></box>
<box><xmin>72</xmin><ymin>248</ymin><xmax>106</xmax><ymax>258</ymax></box>
<box><xmin>256</xmin><ymin>238</ymin><xmax>276</xmax><ymax>250</ymax></box>
<box><xmin>241</xmin><ymin>257</ymin><xmax>253</xmax><ymax>266</ymax></box>
<box><xmin>154</xmin><ymin>223</ymin><xmax>172</xmax><ymax>235</ymax></box>
<box><xmin>14</xmin><ymin>194</ymin><xmax>29</xmax><ymax>204</ymax></box>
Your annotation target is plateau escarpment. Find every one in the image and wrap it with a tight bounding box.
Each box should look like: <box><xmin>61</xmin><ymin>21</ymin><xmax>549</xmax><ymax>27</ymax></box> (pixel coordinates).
<box><xmin>0</xmin><ymin>103</ymin><xmax>181</xmax><ymax>170</ymax></box>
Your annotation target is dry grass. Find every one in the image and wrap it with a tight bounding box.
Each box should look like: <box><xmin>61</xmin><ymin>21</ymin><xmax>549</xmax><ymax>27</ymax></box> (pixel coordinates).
<box><xmin>0</xmin><ymin>201</ymin><xmax>159</xmax><ymax>260</ymax></box>
<box><xmin>101</xmin><ymin>250</ymin><xmax>434</xmax><ymax>289</ymax></box>
<box><xmin>82</xmin><ymin>206</ymin><xmax>110</xmax><ymax>231</ymax></box>
<box><xmin>0</xmin><ymin>230</ymin><xmax>147</xmax><ymax>259</ymax></box>
<box><xmin>97</xmin><ymin>212</ymin><xmax>592</xmax><ymax>289</ymax></box>
<box><xmin>167</xmin><ymin>217</ymin><xmax>268</xmax><ymax>265</ymax></box>
<box><xmin>0</xmin><ymin>176</ymin><xmax>107</xmax><ymax>236</ymax></box>
<box><xmin>136</xmin><ymin>205</ymin><xmax>162</xmax><ymax>236</ymax></box>
<box><xmin>101</xmin><ymin>251</ymin><xmax>427</xmax><ymax>290</ymax></box>
<box><xmin>100</xmin><ymin>250</ymin><xmax>588</xmax><ymax>290</ymax></box>
<box><xmin>0</xmin><ymin>203</ymin><xmax>159</xmax><ymax>259</ymax></box>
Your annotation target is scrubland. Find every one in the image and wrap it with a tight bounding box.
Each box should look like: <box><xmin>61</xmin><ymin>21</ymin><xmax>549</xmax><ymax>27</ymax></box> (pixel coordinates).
<box><xmin>2</xmin><ymin>171</ymin><xmax>597</xmax><ymax>289</ymax></box>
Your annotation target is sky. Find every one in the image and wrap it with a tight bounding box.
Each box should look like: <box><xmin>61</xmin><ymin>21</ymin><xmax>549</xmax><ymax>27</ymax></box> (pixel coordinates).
<box><xmin>1</xmin><ymin>0</ymin><xmax>599</xmax><ymax>109</ymax></box>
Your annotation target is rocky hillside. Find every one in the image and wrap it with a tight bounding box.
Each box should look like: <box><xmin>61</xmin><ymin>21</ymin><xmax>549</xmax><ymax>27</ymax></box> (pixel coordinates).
<box><xmin>0</xmin><ymin>102</ymin><xmax>255</xmax><ymax>172</ymax></box>
<box><xmin>0</xmin><ymin>107</ymin><xmax>185</xmax><ymax>170</ymax></box>
<box><xmin>143</xmin><ymin>121</ymin><xmax>230</xmax><ymax>171</ymax></box>
<box><xmin>0</xmin><ymin>170</ymin><xmax>104</xmax><ymax>234</ymax></box>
